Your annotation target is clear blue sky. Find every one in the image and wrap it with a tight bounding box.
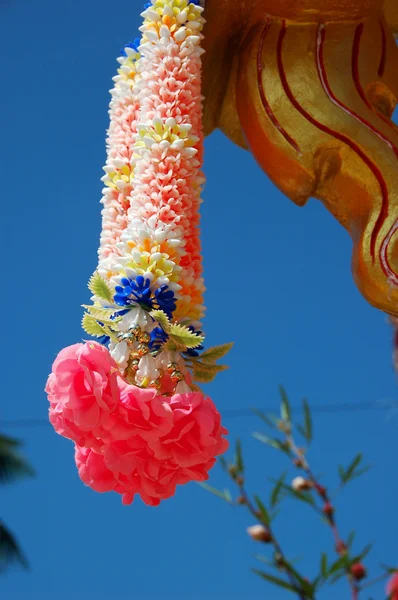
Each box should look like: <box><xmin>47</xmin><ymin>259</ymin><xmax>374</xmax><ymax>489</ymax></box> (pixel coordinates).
<box><xmin>1</xmin><ymin>1</ymin><xmax>397</xmax><ymax>598</ymax></box>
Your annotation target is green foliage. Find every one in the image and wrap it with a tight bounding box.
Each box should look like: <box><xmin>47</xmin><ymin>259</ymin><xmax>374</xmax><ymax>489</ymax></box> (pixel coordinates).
<box><xmin>297</xmin><ymin>399</ymin><xmax>313</xmax><ymax>443</ymax></box>
<box><xmin>279</xmin><ymin>386</ymin><xmax>291</xmax><ymax>424</ymax></box>
<box><xmin>234</xmin><ymin>439</ymin><xmax>244</xmax><ymax>474</ymax></box>
<box><xmin>88</xmin><ymin>271</ymin><xmax>113</xmax><ymax>303</ymax></box>
<box><xmin>149</xmin><ymin>309</ymin><xmax>171</xmax><ymax>333</ymax></box>
<box><xmin>252</xmin><ymin>569</ymin><xmax>299</xmax><ymax>594</ymax></box>
<box><xmin>82</xmin><ymin>305</ymin><xmax>120</xmax><ymax>321</ymax></box>
<box><xmin>254</xmin><ymin>496</ymin><xmax>270</xmax><ymax>526</ymax></box>
<box><xmin>338</xmin><ymin>453</ymin><xmax>372</xmax><ymax>487</ymax></box>
<box><xmin>169</xmin><ymin>323</ymin><xmax>204</xmax><ymax>349</ymax></box>
<box><xmin>191</xmin><ymin>361</ymin><xmax>228</xmax><ymax>384</ymax></box>
<box><xmin>81</xmin><ymin>314</ymin><xmax>107</xmax><ymax>338</ymax></box>
<box><xmin>199</xmin><ymin>342</ymin><xmax>234</xmax><ymax>363</ymax></box>
<box><xmin>198</xmin><ymin>482</ymin><xmax>232</xmax><ymax>503</ymax></box>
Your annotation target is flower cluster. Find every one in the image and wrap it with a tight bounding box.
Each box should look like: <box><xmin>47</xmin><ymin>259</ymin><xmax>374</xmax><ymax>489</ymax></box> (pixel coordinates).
<box><xmin>47</xmin><ymin>342</ymin><xmax>227</xmax><ymax>506</ymax></box>
<box><xmin>46</xmin><ymin>0</ymin><xmax>231</xmax><ymax>505</ymax></box>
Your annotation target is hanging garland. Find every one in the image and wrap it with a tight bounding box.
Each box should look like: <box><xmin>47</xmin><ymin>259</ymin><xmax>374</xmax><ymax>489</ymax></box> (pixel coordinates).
<box><xmin>45</xmin><ymin>0</ymin><xmax>231</xmax><ymax>507</ymax></box>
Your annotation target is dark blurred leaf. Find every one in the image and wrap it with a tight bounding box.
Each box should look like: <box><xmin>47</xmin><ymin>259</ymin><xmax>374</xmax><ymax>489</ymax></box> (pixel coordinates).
<box><xmin>270</xmin><ymin>472</ymin><xmax>287</xmax><ymax>508</ymax></box>
<box><xmin>0</xmin><ymin>434</ymin><xmax>35</xmax><ymax>484</ymax></box>
<box><xmin>0</xmin><ymin>523</ymin><xmax>28</xmax><ymax>573</ymax></box>
<box><xmin>198</xmin><ymin>482</ymin><xmax>232</xmax><ymax>503</ymax></box>
<box><xmin>279</xmin><ymin>386</ymin><xmax>291</xmax><ymax>424</ymax></box>
<box><xmin>252</xmin><ymin>569</ymin><xmax>298</xmax><ymax>593</ymax></box>
<box><xmin>235</xmin><ymin>439</ymin><xmax>244</xmax><ymax>474</ymax></box>
<box><xmin>254</xmin><ymin>495</ymin><xmax>270</xmax><ymax>526</ymax></box>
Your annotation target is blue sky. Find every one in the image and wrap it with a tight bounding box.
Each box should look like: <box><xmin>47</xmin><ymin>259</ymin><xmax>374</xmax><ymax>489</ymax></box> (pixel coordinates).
<box><xmin>1</xmin><ymin>0</ymin><xmax>397</xmax><ymax>598</ymax></box>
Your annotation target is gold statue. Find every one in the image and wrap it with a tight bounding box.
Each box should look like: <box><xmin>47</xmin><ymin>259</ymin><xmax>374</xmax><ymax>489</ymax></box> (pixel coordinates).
<box><xmin>202</xmin><ymin>0</ymin><xmax>398</xmax><ymax>316</ymax></box>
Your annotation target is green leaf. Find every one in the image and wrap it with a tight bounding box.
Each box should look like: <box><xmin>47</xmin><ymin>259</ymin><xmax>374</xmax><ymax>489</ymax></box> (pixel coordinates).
<box><xmin>252</xmin><ymin>409</ymin><xmax>278</xmax><ymax>429</ymax></box>
<box><xmin>169</xmin><ymin>323</ymin><xmax>205</xmax><ymax>349</ymax></box>
<box><xmin>235</xmin><ymin>439</ymin><xmax>244</xmax><ymax>474</ymax></box>
<box><xmin>279</xmin><ymin>386</ymin><xmax>291</xmax><ymax>423</ymax></box>
<box><xmin>269</xmin><ymin>480</ymin><xmax>315</xmax><ymax>507</ymax></box>
<box><xmin>339</xmin><ymin>453</ymin><xmax>371</xmax><ymax>486</ymax></box>
<box><xmin>82</xmin><ymin>305</ymin><xmax>120</xmax><ymax>320</ymax></box>
<box><xmin>219</xmin><ymin>456</ymin><xmax>228</xmax><ymax>471</ymax></box>
<box><xmin>302</xmin><ymin>399</ymin><xmax>313</xmax><ymax>443</ymax></box>
<box><xmin>346</xmin><ymin>531</ymin><xmax>356</xmax><ymax>549</ymax></box>
<box><xmin>190</xmin><ymin>360</ymin><xmax>229</xmax><ymax>374</ymax></box>
<box><xmin>192</xmin><ymin>362</ymin><xmax>229</xmax><ymax>383</ymax></box>
<box><xmin>253</xmin><ymin>433</ymin><xmax>291</xmax><ymax>455</ymax></box>
<box><xmin>88</xmin><ymin>271</ymin><xmax>113</xmax><ymax>303</ymax></box>
<box><xmin>198</xmin><ymin>482</ymin><xmax>232</xmax><ymax>503</ymax></box>
<box><xmin>320</xmin><ymin>553</ymin><xmax>328</xmax><ymax>578</ymax></box>
<box><xmin>199</xmin><ymin>342</ymin><xmax>234</xmax><ymax>363</ymax></box>
<box><xmin>252</xmin><ymin>569</ymin><xmax>298</xmax><ymax>593</ymax></box>
<box><xmin>149</xmin><ymin>309</ymin><xmax>171</xmax><ymax>333</ymax></box>
<box><xmin>81</xmin><ymin>314</ymin><xmax>107</xmax><ymax>338</ymax></box>
<box><xmin>381</xmin><ymin>564</ymin><xmax>398</xmax><ymax>575</ymax></box>
<box><xmin>254</xmin><ymin>496</ymin><xmax>270</xmax><ymax>526</ymax></box>
<box><xmin>270</xmin><ymin>472</ymin><xmax>287</xmax><ymax>508</ymax></box>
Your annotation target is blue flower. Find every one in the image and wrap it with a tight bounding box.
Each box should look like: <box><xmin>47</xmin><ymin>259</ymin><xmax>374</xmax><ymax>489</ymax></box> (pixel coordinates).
<box><xmin>154</xmin><ymin>285</ymin><xmax>176</xmax><ymax>317</ymax></box>
<box><xmin>143</xmin><ymin>2</ymin><xmax>152</xmax><ymax>8</ymax></box>
<box><xmin>120</xmin><ymin>37</ymin><xmax>141</xmax><ymax>57</ymax></box>
<box><xmin>114</xmin><ymin>276</ymin><xmax>153</xmax><ymax>309</ymax></box>
<box><xmin>148</xmin><ymin>327</ymin><xmax>169</xmax><ymax>352</ymax></box>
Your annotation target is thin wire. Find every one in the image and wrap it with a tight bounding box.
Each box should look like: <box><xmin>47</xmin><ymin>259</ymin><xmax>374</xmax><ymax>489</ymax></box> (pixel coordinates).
<box><xmin>1</xmin><ymin>400</ymin><xmax>397</xmax><ymax>428</ymax></box>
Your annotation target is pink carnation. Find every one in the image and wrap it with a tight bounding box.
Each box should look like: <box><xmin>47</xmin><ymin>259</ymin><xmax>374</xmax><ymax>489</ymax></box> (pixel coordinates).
<box><xmin>46</xmin><ymin>342</ymin><xmax>121</xmax><ymax>445</ymax></box>
<box><xmin>119</xmin><ymin>382</ymin><xmax>173</xmax><ymax>441</ymax></box>
<box><xmin>75</xmin><ymin>446</ymin><xmax>121</xmax><ymax>494</ymax></box>
<box><xmin>148</xmin><ymin>392</ymin><xmax>229</xmax><ymax>468</ymax></box>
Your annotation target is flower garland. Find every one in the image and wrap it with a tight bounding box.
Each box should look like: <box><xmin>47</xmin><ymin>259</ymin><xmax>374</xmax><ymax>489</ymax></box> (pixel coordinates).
<box><xmin>46</xmin><ymin>0</ymin><xmax>231</xmax><ymax>507</ymax></box>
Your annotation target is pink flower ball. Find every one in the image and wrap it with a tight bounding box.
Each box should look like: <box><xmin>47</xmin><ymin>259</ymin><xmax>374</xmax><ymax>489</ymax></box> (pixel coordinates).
<box><xmin>75</xmin><ymin>445</ymin><xmax>121</xmax><ymax>494</ymax></box>
<box><xmin>148</xmin><ymin>392</ymin><xmax>229</xmax><ymax>468</ymax></box>
<box><xmin>119</xmin><ymin>382</ymin><xmax>173</xmax><ymax>441</ymax></box>
<box><xmin>46</xmin><ymin>342</ymin><xmax>121</xmax><ymax>442</ymax></box>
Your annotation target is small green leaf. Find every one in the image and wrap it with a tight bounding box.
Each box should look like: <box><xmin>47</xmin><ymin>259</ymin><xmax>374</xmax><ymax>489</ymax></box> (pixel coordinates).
<box><xmin>149</xmin><ymin>309</ymin><xmax>171</xmax><ymax>333</ymax></box>
<box><xmin>81</xmin><ymin>314</ymin><xmax>107</xmax><ymax>337</ymax></box>
<box><xmin>199</xmin><ymin>342</ymin><xmax>234</xmax><ymax>363</ymax></box>
<box><xmin>190</xmin><ymin>360</ymin><xmax>228</xmax><ymax>374</ymax></box>
<box><xmin>381</xmin><ymin>564</ymin><xmax>398</xmax><ymax>575</ymax></box>
<box><xmin>253</xmin><ymin>433</ymin><xmax>291</xmax><ymax>455</ymax></box>
<box><xmin>252</xmin><ymin>569</ymin><xmax>298</xmax><ymax>593</ymax></box>
<box><xmin>270</xmin><ymin>472</ymin><xmax>287</xmax><ymax>508</ymax></box>
<box><xmin>198</xmin><ymin>482</ymin><xmax>232</xmax><ymax>503</ymax></box>
<box><xmin>169</xmin><ymin>323</ymin><xmax>205</xmax><ymax>349</ymax></box>
<box><xmin>279</xmin><ymin>386</ymin><xmax>291</xmax><ymax>423</ymax></box>
<box><xmin>252</xmin><ymin>409</ymin><xmax>278</xmax><ymax>429</ymax></box>
<box><xmin>235</xmin><ymin>439</ymin><xmax>244</xmax><ymax>474</ymax></box>
<box><xmin>88</xmin><ymin>272</ymin><xmax>113</xmax><ymax>303</ymax></box>
<box><xmin>254</xmin><ymin>495</ymin><xmax>270</xmax><ymax>526</ymax></box>
<box><xmin>320</xmin><ymin>553</ymin><xmax>328</xmax><ymax>578</ymax></box>
<box><xmin>302</xmin><ymin>399</ymin><xmax>313</xmax><ymax>443</ymax></box>
<box><xmin>82</xmin><ymin>305</ymin><xmax>120</xmax><ymax>320</ymax></box>
<box><xmin>219</xmin><ymin>456</ymin><xmax>228</xmax><ymax>471</ymax></box>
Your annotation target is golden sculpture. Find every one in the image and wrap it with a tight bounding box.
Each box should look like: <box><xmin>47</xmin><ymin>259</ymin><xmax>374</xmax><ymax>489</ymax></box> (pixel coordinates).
<box><xmin>202</xmin><ymin>0</ymin><xmax>398</xmax><ymax>316</ymax></box>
